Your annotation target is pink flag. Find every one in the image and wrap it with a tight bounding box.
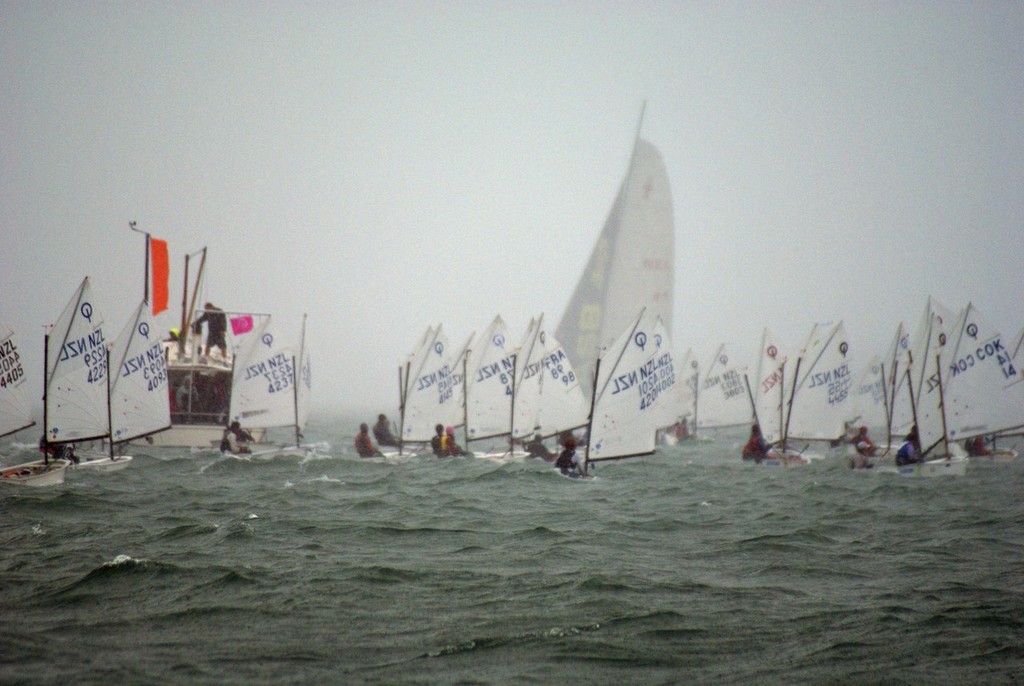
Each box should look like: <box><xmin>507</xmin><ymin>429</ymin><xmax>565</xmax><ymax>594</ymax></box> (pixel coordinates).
<box><xmin>231</xmin><ymin>315</ymin><xmax>254</xmax><ymax>336</ymax></box>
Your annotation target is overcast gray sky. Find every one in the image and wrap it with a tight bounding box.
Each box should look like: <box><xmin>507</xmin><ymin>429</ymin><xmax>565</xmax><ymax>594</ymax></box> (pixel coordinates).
<box><xmin>3</xmin><ymin>1</ymin><xmax>1022</xmax><ymax>418</ymax></box>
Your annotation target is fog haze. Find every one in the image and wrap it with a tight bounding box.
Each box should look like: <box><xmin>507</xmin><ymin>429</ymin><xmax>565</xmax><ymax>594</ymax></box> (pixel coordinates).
<box><xmin>3</xmin><ymin>2</ymin><xmax>1022</xmax><ymax>419</ymax></box>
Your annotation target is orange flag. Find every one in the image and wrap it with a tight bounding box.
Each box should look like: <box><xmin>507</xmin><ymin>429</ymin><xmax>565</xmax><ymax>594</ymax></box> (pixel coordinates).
<box><xmin>151</xmin><ymin>237</ymin><xmax>169</xmax><ymax>315</ymax></box>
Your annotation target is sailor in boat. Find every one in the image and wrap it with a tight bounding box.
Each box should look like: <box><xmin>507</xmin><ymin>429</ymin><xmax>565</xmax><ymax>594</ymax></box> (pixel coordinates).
<box><xmin>221</xmin><ymin>421</ymin><xmax>254</xmax><ymax>455</ymax></box>
<box><xmin>850</xmin><ymin>426</ymin><xmax>877</xmax><ymax>469</ymax></box>
<box><xmin>554</xmin><ymin>436</ymin><xmax>584</xmax><ymax>477</ymax></box>
<box><xmin>39</xmin><ymin>435</ymin><xmax>78</xmax><ymax>464</ymax></box>
<box><xmin>354</xmin><ymin>423</ymin><xmax>384</xmax><ymax>458</ymax></box>
<box><xmin>742</xmin><ymin>424</ymin><xmax>771</xmax><ymax>464</ymax></box>
<box><xmin>895</xmin><ymin>426</ymin><xmax>923</xmax><ymax>466</ymax></box>
<box><xmin>524</xmin><ymin>431</ymin><xmax>554</xmax><ymax>461</ymax></box>
<box><xmin>441</xmin><ymin>425</ymin><xmax>468</xmax><ymax>456</ymax></box>
<box><xmin>193</xmin><ymin>302</ymin><xmax>228</xmax><ymax>361</ymax></box>
<box><xmin>431</xmin><ymin>424</ymin><xmax>446</xmax><ymax>457</ymax></box>
<box><xmin>965</xmin><ymin>435</ymin><xmax>992</xmax><ymax>457</ymax></box>
<box><xmin>372</xmin><ymin>414</ymin><xmax>399</xmax><ymax>448</ymax></box>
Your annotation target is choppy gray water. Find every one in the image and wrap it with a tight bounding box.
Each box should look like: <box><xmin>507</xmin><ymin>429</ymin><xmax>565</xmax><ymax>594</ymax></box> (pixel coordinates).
<box><xmin>2</xmin><ymin>415</ymin><xmax>1023</xmax><ymax>684</ymax></box>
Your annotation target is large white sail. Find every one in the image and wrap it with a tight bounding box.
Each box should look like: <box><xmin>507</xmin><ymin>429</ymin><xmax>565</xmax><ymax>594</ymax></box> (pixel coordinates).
<box><xmin>555</xmin><ymin>127</ymin><xmax>675</xmax><ymax>393</ymax></box>
<box><xmin>697</xmin><ymin>343</ymin><xmax>750</xmax><ymax>429</ymax></box>
<box><xmin>650</xmin><ymin>317</ymin><xmax>682</xmax><ymax>431</ymax></box>
<box><xmin>586</xmin><ymin>309</ymin><xmax>672</xmax><ymax>462</ymax></box>
<box><xmin>230</xmin><ymin>316</ymin><xmax>296</xmax><ymax>429</ymax></box>
<box><xmin>752</xmin><ymin>328</ymin><xmax>788</xmax><ymax>444</ymax></box>
<box><xmin>108</xmin><ymin>301</ymin><xmax>171</xmax><ymax>442</ymax></box>
<box><xmin>784</xmin><ymin>321</ymin><xmax>853</xmax><ymax>441</ymax></box>
<box><xmin>465</xmin><ymin>315</ymin><xmax>516</xmax><ymax>442</ymax></box>
<box><xmin>401</xmin><ymin>325</ymin><xmax>459</xmax><ymax>443</ymax></box>
<box><xmin>0</xmin><ymin>322</ymin><xmax>35</xmax><ymax>438</ymax></box>
<box><xmin>45</xmin><ymin>277</ymin><xmax>109</xmax><ymax>444</ymax></box>
<box><xmin>940</xmin><ymin>304</ymin><xmax>1024</xmax><ymax>441</ymax></box>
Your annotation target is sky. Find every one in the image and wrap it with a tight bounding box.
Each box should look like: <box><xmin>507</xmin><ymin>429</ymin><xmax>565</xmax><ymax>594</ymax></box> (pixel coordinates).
<box><xmin>3</xmin><ymin>1</ymin><xmax>1022</xmax><ymax>420</ymax></box>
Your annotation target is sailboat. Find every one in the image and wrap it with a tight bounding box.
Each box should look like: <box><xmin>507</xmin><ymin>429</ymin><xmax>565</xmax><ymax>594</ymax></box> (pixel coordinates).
<box><xmin>582</xmin><ymin>308</ymin><xmax>676</xmax><ymax>473</ymax></box>
<box><xmin>75</xmin><ymin>299</ymin><xmax>172</xmax><ymax>471</ymax></box>
<box><xmin>225</xmin><ymin>314</ymin><xmax>313</xmax><ymax>458</ymax></box>
<box><xmin>743</xmin><ymin>327</ymin><xmax>806</xmax><ymax>466</ymax></box>
<box><xmin>890</xmin><ymin>299</ymin><xmax>968</xmax><ymax>477</ymax></box>
<box><xmin>0</xmin><ymin>322</ymin><xmax>60</xmax><ymax>486</ymax></box>
<box><xmin>555</xmin><ymin>106</ymin><xmax>675</xmax><ymax>394</ymax></box>
<box><xmin>780</xmin><ymin>321</ymin><xmax>854</xmax><ymax>459</ymax></box>
<box><xmin>398</xmin><ymin>324</ymin><xmax>464</xmax><ymax>456</ymax></box>
<box><xmin>464</xmin><ymin>315</ymin><xmax>527</xmax><ymax>459</ymax></box>
<box><xmin>935</xmin><ymin>304</ymin><xmax>1023</xmax><ymax>462</ymax></box>
<box><xmin>695</xmin><ymin>344</ymin><xmax>752</xmax><ymax>433</ymax></box>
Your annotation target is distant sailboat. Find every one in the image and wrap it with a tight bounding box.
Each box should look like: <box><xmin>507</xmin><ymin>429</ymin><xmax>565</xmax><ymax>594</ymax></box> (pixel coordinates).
<box><xmin>555</xmin><ymin>106</ymin><xmax>675</xmax><ymax>393</ymax></box>
<box><xmin>696</xmin><ymin>344</ymin><xmax>751</xmax><ymax>432</ymax></box>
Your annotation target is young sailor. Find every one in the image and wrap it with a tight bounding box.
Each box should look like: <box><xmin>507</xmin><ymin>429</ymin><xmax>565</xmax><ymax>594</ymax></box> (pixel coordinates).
<box><xmin>554</xmin><ymin>436</ymin><xmax>584</xmax><ymax>477</ymax></box>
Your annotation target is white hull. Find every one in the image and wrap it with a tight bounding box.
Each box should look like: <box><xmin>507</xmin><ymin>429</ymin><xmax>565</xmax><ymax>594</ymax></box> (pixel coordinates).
<box><xmin>73</xmin><ymin>454</ymin><xmax>134</xmax><ymax>472</ymax></box>
<box><xmin>761</xmin><ymin>449</ymin><xmax>809</xmax><ymax>468</ymax></box>
<box><xmin>471</xmin><ymin>449</ymin><xmax>531</xmax><ymax>460</ymax></box>
<box><xmin>898</xmin><ymin>455</ymin><xmax>968</xmax><ymax>478</ymax></box>
<box><xmin>969</xmin><ymin>449</ymin><xmax>1018</xmax><ymax>463</ymax></box>
<box><xmin>248</xmin><ymin>445</ymin><xmax>314</xmax><ymax>460</ymax></box>
<box><xmin>1</xmin><ymin>459</ymin><xmax>70</xmax><ymax>486</ymax></box>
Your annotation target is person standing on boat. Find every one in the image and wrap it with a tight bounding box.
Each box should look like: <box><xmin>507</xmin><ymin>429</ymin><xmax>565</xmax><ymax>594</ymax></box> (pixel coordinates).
<box><xmin>354</xmin><ymin>423</ymin><xmax>383</xmax><ymax>458</ymax></box>
<box><xmin>742</xmin><ymin>424</ymin><xmax>769</xmax><ymax>463</ymax></box>
<box><xmin>221</xmin><ymin>420</ymin><xmax>254</xmax><ymax>454</ymax></box>
<box><xmin>193</xmin><ymin>302</ymin><xmax>228</xmax><ymax>359</ymax></box>
<box><xmin>554</xmin><ymin>436</ymin><xmax>584</xmax><ymax>476</ymax></box>
<box><xmin>895</xmin><ymin>427</ymin><xmax>922</xmax><ymax>466</ymax></box>
<box><xmin>373</xmin><ymin>414</ymin><xmax>399</xmax><ymax>448</ymax></box>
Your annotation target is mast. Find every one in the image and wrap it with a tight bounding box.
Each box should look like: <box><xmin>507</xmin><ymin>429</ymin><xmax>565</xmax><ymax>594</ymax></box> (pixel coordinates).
<box><xmin>42</xmin><ymin>333</ymin><xmax>49</xmax><ymax>464</ymax></box>
<box><xmin>905</xmin><ymin>352</ymin><xmax>921</xmax><ymax>456</ymax></box>
<box><xmin>744</xmin><ymin>373</ymin><xmax>761</xmax><ymax>432</ymax></box>
<box><xmin>782</xmin><ymin>357</ymin><xmax>800</xmax><ymax>447</ymax></box>
<box><xmin>461</xmin><ymin>350</ymin><xmax>470</xmax><ymax>453</ymax></box>
<box><xmin>935</xmin><ymin>352</ymin><xmax>950</xmax><ymax>457</ymax></box>
<box><xmin>582</xmin><ymin>356</ymin><xmax>602</xmax><ymax>476</ymax></box>
<box><xmin>129</xmin><ymin>220</ymin><xmax>149</xmax><ymax>304</ymax></box>
<box><xmin>507</xmin><ymin>353</ymin><xmax>518</xmax><ymax>455</ymax></box>
<box><xmin>292</xmin><ymin>354</ymin><xmax>300</xmax><ymax>448</ymax></box>
<box><xmin>398</xmin><ymin>362</ymin><xmax>408</xmax><ymax>455</ymax></box>
<box><xmin>691</xmin><ymin>367</ymin><xmax>699</xmax><ymax>440</ymax></box>
<box><xmin>106</xmin><ymin>346</ymin><xmax>114</xmax><ymax>459</ymax></box>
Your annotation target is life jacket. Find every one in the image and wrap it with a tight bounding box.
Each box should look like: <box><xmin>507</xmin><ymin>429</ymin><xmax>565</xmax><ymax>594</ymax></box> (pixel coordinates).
<box><xmin>743</xmin><ymin>435</ymin><xmax>765</xmax><ymax>458</ymax></box>
<box><xmin>355</xmin><ymin>432</ymin><xmax>375</xmax><ymax>456</ymax></box>
<box><xmin>555</xmin><ymin>448</ymin><xmax>576</xmax><ymax>470</ymax></box>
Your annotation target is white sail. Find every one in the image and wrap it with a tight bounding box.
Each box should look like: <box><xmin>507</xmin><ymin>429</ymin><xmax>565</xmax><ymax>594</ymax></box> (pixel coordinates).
<box><xmin>0</xmin><ymin>322</ymin><xmax>35</xmax><ymax>438</ymax></box>
<box><xmin>511</xmin><ymin>316</ymin><xmax>544</xmax><ymax>440</ymax></box>
<box><xmin>45</xmin><ymin>277</ymin><xmax>109</xmax><ymax>444</ymax></box>
<box><xmin>536</xmin><ymin>327</ymin><xmax>589</xmax><ymax>437</ymax></box>
<box><xmin>465</xmin><ymin>315</ymin><xmax>516</xmax><ymax>442</ymax></box>
<box><xmin>851</xmin><ymin>354</ymin><xmax>887</xmax><ymax>431</ymax></box>
<box><xmin>784</xmin><ymin>321</ymin><xmax>853</xmax><ymax>441</ymax></box>
<box><xmin>401</xmin><ymin>325</ymin><xmax>459</xmax><ymax>443</ymax></box>
<box><xmin>555</xmin><ymin>125</ymin><xmax>675</xmax><ymax>394</ymax></box>
<box><xmin>940</xmin><ymin>304</ymin><xmax>1024</xmax><ymax>441</ymax></box>
<box><xmin>899</xmin><ymin>299</ymin><xmax>956</xmax><ymax>453</ymax></box>
<box><xmin>586</xmin><ymin>309</ymin><xmax>671</xmax><ymax>462</ymax></box>
<box><xmin>696</xmin><ymin>344</ymin><xmax>750</xmax><ymax>429</ymax></box>
<box><xmin>229</xmin><ymin>316</ymin><xmax>296</xmax><ymax>429</ymax></box>
<box><xmin>752</xmin><ymin>327</ymin><xmax>788</xmax><ymax>444</ymax></box>
<box><xmin>108</xmin><ymin>301</ymin><xmax>171</xmax><ymax>442</ymax></box>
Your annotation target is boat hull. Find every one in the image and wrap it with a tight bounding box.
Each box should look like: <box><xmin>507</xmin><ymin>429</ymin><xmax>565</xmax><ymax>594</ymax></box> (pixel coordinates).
<box><xmin>144</xmin><ymin>424</ymin><xmax>266</xmax><ymax>449</ymax></box>
<box><xmin>74</xmin><ymin>455</ymin><xmax>134</xmax><ymax>472</ymax></box>
<box><xmin>1</xmin><ymin>459</ymin><xmax>70</xmax><ymax>486</ymax></box>
<box><xmin>898</xmin><ymin>455</ymin><xmax>968</xmax><ymax>477</ymax></box>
